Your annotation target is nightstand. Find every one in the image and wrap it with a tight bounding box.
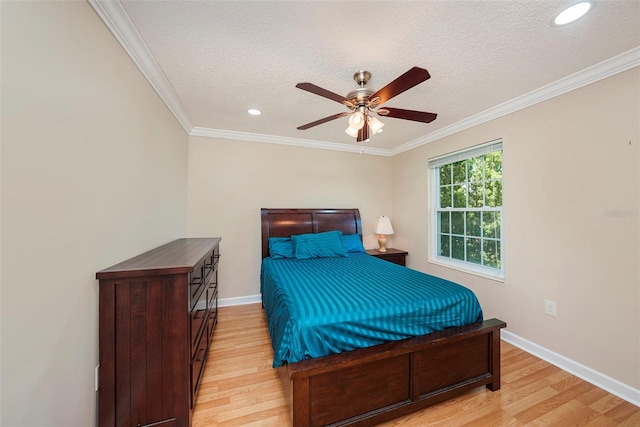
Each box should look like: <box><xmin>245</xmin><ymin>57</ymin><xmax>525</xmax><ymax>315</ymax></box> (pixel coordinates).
<box><xmin>365</xmin><ymin>248</ymin><xmax>408</xmax><ymax>266</ymax></box>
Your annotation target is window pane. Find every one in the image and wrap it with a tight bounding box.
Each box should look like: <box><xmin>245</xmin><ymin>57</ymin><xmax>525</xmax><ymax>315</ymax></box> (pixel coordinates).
<box><xmin>439</xmin><ymin>234</ymin><xmax>450</xmax><ymax>257</ymax></box>
<box><xmin>440</xmin><ymin>185</ymin><xmax>452</xmax><ymax>208</ymax></box>
<box><xmin>466</xmin><ymin>212</ymin><xmax>481</xmax><ymax>236</ymax></box>
<box><xmin>452</xmin><ymin>160</ymin><xmax>466</xmax><ymax>184</ymax></box>
<box><xmin>451</xmin><ymin>212</ymin><xmax>464</xmax><ymax>235</ymax></box>
<box><xmin>483</xmin><ymin>212</ymin><xmax>494</xmax><ymax>238</ymax></box>
<box><xmin>439</xmin><ymin>164</ymin><xmax>452</xmax><ymax>185</ymax></box>
<box><xmin>468</xmin><ymin>182</ymin><xmax>483</xmax><ymax>207</ymax></box>
<box><xmin>494</xmin><ymin>180</ymin><xmax>503</xmax><ymax>206</ymax></box>
<box><xmin>485</xmin><ymin>151</ymin><xmax>502</xmax><ymax>179</ymax></box>
<box><xmin>452</xmin><ymin>236</ymin><xmax>464</xmax><ymax>260</ymax></box>
<box><xmin>485</xmin><ymin>180</ymin><xmax>503</xmax><ymax>207</ymax></box>
<box><xmin>467</xmin><ymin>155</ymin><xmax>484</xmax><ymax>183</ymax></box>
<box><xmin>483</xmin><ymin>240</ymin><xmax>501</xmax><ymax>269</ymax></box>
<box><xmin>439</xmin><ymin>211</ymin><xmax>450</xmax><ymax>233</ymax></box>
<box><xmin>453</xmin><ymin>184</ymin><xmax>466</xmax><ymax>208</ymax></box>
<box><xmin>466</xmin><ymin>237</ymin><xmax>481</xmax><ymax>264</ymax></box>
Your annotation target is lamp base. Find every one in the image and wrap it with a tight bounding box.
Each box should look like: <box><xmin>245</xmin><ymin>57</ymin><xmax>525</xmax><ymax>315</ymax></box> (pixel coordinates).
<box><xmin>377</xmin><ymin>235</ymin><xmax>388</xmax><ymax>253</ymax></box>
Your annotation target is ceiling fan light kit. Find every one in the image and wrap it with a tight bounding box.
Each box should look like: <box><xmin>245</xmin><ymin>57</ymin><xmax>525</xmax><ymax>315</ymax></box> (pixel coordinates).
<box><xmin>348</xmin><ymin>109</ymin><xmax>365</xmax><ymax>129</ymax></box>
<box><xmin>345</xmin><ymin>125</ymin><xmax>359</xmax><ymax>138</ymax></box>
<box><xmin>367</xmin><ymin>116</ymin><xmax>385</xmax><ymax>133</ymax></box>
<box><xmin>296</xmin><ymin>67</ymin><xmax>438</xmax><ymax>143</ymax></box>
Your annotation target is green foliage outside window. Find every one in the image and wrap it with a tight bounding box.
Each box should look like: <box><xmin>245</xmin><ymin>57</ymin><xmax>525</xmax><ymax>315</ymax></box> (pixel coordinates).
<box><xmin>436</xmin><ymin>150</ymin><xmax>502</xmax><ymax>270</ymax></box>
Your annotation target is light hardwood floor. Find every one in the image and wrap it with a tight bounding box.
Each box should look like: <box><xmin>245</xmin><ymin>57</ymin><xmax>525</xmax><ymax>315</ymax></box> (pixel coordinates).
<box><xmin>192</xmin><ymin>304</ymin><xmax>640</xmax><ymax>426</ymax></box>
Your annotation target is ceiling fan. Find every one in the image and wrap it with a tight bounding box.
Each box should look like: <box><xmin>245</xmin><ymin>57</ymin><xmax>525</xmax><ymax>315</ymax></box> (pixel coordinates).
<box><xmin>296</xmin><ymin>67</ymin><xmax>437</xmax><ymax>143</ymax></box>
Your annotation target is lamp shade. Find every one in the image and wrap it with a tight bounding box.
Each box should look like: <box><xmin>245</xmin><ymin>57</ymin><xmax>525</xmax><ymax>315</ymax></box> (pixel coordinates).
<box><xmin>367</xmin><ymin>116</ymin><xmax>385</xmax><ymax>133</ymax></box>
<box><xmin>345</xmin><ymin>125</ymin><xmax>359</xmax><ymax>138</ymax></box>
<box><xmin>375</xmin><ymin>216</ymin><xmax>394</xmax><ymax>235</ymax></box>
<box><xmin>348</xmin><ymin>111</ymin><xmax>365</xmax><ymax>130</ymax></box>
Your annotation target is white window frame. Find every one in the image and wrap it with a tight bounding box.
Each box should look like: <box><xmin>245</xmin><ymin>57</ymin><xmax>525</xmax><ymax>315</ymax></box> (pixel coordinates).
<box><xmin>428</xmin><ymin>140</ymin><xmax>504</xmax><ymax>280</ymax></box>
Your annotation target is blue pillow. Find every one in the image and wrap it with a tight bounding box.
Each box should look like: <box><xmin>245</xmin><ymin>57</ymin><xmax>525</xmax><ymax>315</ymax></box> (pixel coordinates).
<box><xmin>268</xmin><ymin>237</ymin><xmax>294</xmax><ymax>259</ymax></box>
<box><xmin>342</xmin><ymin>234</ymin><xmax>365</xmax><ymax>253</ymax></box>
<box><xmin>291</xmin><ymin>230</ymin><xmax>347</xmax><ymax>259</ymax></box>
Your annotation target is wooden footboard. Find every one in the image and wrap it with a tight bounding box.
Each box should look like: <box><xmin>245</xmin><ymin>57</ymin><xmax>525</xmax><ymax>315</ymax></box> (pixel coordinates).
<box><xmin>280</xmin><ymin>318</ymin><xmax>506</xmax><ymax>427</ymax></box>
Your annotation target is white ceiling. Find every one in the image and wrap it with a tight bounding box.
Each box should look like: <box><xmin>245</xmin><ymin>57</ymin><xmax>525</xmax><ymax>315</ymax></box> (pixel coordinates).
<box><xmin>93</xmin><ymin>0</ymin><xmax>640</xmax><ymax>154</ymax></box>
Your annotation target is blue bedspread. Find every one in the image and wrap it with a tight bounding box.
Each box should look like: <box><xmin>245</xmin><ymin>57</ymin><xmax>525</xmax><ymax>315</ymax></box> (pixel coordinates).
<box><xmin>261</xmin><ymin>253</ymin><xmax>483</xmax><ymax>367</ymax></box>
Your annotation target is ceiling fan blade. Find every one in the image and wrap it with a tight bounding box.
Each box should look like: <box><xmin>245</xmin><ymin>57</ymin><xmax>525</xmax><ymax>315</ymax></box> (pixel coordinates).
<box><xmin>357</xmin><ymin>125</ymin><xmax>370</xmax><ymax>142</ymax></box>
<box><xmin>297</xmin><ymin>112</ymin><xmax>350</xmax><ymax>130</ymax></box>
<box><xmin>296</xmin><ymin>82</ymin><xmax>347</xmax><ymax>104</ymax></box>
<box><xmin>378</xmin><ymin>107</ymin><xmax>437</xmax><ymax>123</ymax></box>
<box><xmin>369</xmin><ymin>67</ymin><xmax>431</xmax><ymax>105</ymax></box>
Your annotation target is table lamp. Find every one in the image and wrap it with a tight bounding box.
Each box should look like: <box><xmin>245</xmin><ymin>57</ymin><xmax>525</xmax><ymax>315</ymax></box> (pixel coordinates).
<box><xmin>375</xmin><ymin>216</ymin><xmax>394</xmax><ymax>253</ymax></box>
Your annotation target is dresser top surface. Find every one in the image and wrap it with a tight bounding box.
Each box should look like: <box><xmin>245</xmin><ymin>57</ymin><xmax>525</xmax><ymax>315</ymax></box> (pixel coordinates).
<box><xmin>96</xmin><ymin>238</ymin><xmax>221</xmax><ymax>280</ymax></box>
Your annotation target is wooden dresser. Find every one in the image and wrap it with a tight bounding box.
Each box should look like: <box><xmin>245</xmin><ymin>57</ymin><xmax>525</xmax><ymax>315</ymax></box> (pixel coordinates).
<box><xmin>96</xmin><ymin>238</ymin><xmax>221</xmax><ymax>427</ymax></box>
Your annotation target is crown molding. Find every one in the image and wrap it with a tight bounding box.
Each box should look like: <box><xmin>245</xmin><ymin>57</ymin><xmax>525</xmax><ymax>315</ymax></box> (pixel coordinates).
<box><xmin>190</xmin><ymin>127</ymin><xmax>392</xmax><ymax>156</ymax></box>
<box><xmin>391</xmin><ymin>46</ymin><xmax>640</xmax><ymax>156</ymax></box>
<box><xmin>91</xmin><ymin>0</ymin><xmax>638</xmax><ymax>157</ymax></box>
<box><xmin>89</xmin><ymin>0</ymin><xmax>194</xmax><ymax>134</ymax></box>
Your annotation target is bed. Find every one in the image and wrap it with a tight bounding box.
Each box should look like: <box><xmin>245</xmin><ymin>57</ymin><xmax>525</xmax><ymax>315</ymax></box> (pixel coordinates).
<box><xmin>261</xmin><ymin>208</ymin><xmax>506</xmax><ymax>426</ymax></box>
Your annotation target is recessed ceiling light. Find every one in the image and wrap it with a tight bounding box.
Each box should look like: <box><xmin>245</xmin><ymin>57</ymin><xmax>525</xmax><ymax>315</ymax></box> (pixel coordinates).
<box><xmin>248</xmin><ymin>108</ymin><xmax>262</xmax><ymax>116</ymax></box>
<box><xmin>554</xmin><ymin>2</ymin><xmax>592</xmax><ymax>25</ymax></box>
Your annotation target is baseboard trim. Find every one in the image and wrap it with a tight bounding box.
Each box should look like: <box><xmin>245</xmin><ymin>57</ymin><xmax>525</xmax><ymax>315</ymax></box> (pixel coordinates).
<box><xmin>213</xmin><ymin>299</ymin><xmax>639</xmax><ymax>406</ymax></box>
<box><xmin>501</xmin><ymin>330</ymin><xmax>640</xmax><ymax>407</ymax></box>
<box><xmin>219</xmin><ymin>294</ymin><xmax>262</xmax><ymax>307</ymax></box>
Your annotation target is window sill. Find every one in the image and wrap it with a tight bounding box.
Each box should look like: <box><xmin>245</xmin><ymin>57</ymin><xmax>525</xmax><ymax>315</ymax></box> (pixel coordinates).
<box><xmin>429</xmin><ymin>257</ymin><xmax>505</xmax><ymax>283</ymax></box>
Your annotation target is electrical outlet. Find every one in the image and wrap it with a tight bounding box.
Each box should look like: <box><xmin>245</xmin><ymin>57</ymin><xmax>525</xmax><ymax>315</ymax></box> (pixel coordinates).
<box><xmin>544</xmin><ymin>300</ymin><xmax>557</xmax><ymax>317</ymax></box>
<box><xmin>95</xmin><ymin>365</ymin><xmax>99</xmax><ymax>392</ymax></box>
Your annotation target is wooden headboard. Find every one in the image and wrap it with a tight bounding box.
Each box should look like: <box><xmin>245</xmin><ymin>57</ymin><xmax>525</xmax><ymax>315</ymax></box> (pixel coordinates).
<box><xmin>261</xmin><ymin>208</ymin><xmax>362</xmax><ymax>259</ymax></box>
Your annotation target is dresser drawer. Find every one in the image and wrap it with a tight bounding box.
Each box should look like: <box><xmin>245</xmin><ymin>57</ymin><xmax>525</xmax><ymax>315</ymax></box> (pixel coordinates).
<box><xmin>188</xmin><ymin>260</ymin><xmax>206</xmax><ymax>311</ymax></box>
<box><xmin>207</xmin><ymin>281</ymin><xmax>217</xmax><ymax>310</ymax></box>
<box><xmin>381</xmin><ymin>254</ymin><xmax>406</xmax><ymax>266</ymax></box>
<box><xmin>190</xmin><ymin>287</ymin><xmax>208</xmax><ymax>356</ymax></box>
<box><xmin>207</xmin><ymin>286</ymin><xmax>218</xmax><ymax>343</ymax></box>
<box><xmin>190</xmin><ymin>331</ymin><xmax>208</xmax><ymax>408</ymax></box>
<box><xmin>204</xmin><ymin>247</ymin><xmax>220</xmax><ymax>279</ymax></box>
<box><xmin>365</xmin><ymin>249</ymin><xmax>408</xmax><ymax>266</ymax></box>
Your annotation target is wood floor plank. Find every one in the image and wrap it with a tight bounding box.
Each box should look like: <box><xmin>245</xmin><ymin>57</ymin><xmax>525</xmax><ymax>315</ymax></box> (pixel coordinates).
<box><xmin>192</xmin><ymin>304</ymin><xmax>640</xmax><ymax>426</ymax></box>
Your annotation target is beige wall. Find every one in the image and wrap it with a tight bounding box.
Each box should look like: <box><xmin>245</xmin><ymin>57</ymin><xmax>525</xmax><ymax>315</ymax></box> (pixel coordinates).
<box><xmin>1</xmin><ymin>2</ymin><xmax>188</xmax><ymax>426</ymax></box>
<box><xmin>187</xmin><ymin>137</ymin><xmax>393</xmax><ymax>299</ymax></box>
<box><xmin>1</xmin><ymin>2</ymin><xmax>637</xmax><ymax>425</ymax></box>
<box><xmin>392</xmin><ymin>68</ymin><xmax>640</xmax><ymax>390</ymax></box>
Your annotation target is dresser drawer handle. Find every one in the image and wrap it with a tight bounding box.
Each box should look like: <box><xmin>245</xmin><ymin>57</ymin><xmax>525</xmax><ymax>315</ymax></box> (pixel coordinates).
<box><xmin>137</xmin><ymin>418</ymin><xmax>176</xmax><ymax>427</ymax></box>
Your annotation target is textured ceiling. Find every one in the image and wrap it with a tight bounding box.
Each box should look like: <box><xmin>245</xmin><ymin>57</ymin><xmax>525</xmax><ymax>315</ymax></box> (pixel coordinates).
<box><xmin>108</xmin><ymin>0</ymin><xmax>639</xmax><ymax>152</ymax></box>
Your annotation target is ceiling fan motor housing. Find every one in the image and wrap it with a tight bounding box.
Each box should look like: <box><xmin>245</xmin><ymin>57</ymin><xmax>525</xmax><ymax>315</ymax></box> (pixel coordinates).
<box><xmin>346</xmin><ymin>88</ymin><xmax>375</xmax><ymax>107</ymax></box>
<box><xmin>347</xmin><ymin>71</ymin><xmax>375</xmax><ymax>108</ymax></box>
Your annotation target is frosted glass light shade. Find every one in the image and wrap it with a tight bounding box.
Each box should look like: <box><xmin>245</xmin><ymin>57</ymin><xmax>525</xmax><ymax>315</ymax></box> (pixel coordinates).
<box><xmin>345</xmin><ymin>126</ymin><xmax>359</xmax><ymax>137</ymax></box>
<box><xmin>367</xmin><ymin>116</ymin><xmax>385</xmax><ymax>133</ymax></box>
<box><xmin>348</xmin><ymin>111</ymin><xmax>365</xmax><ymax>130</ymax></box>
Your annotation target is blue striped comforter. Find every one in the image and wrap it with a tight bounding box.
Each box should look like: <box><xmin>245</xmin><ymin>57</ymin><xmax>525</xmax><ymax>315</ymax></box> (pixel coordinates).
<box><xmin>261</xmin><ymin>253</ymin><xmax>483</xmax><ymax>367</ymax></box>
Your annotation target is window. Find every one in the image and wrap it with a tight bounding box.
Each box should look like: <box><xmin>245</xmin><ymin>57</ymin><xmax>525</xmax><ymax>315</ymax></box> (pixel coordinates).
<box><xmin>429</xmin><ymin>140</ymin><xmax>503</xmax><ymax>278</ymax></box>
